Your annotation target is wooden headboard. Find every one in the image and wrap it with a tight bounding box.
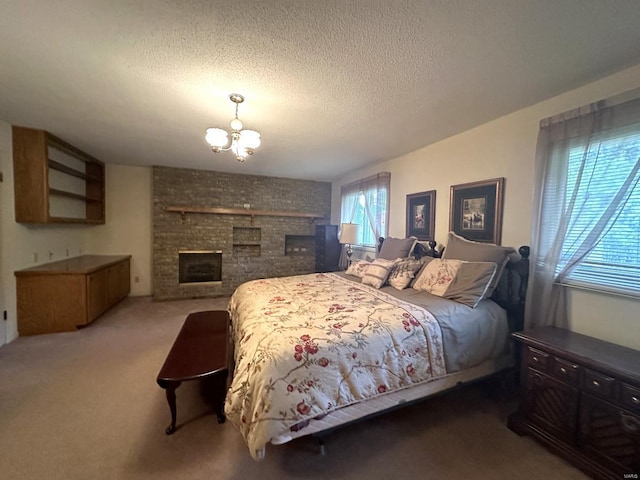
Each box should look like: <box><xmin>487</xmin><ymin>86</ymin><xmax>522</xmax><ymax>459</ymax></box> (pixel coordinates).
<box><xmin>376</xmin><ymin>237</ymin><xmax>443</xmax><ymax>258</ymax></box>
<box><xmin>377</xmin><ymin>237</ymin><xmax>529</xmax><ymax>332</ymax></box>
<box><xmin>492</xmin><ymin>246</ymin><xmax>530</xmax><ymax>333</ymax></box>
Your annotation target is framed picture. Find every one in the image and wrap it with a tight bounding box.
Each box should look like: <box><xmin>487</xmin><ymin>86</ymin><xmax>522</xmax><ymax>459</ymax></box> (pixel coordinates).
<box><xmin>449</xmin><ymin>178</ymin><xmax>505</xmax><ymax>244</ymax></box>
<box><xmin>406</xmin><ymin>190</ymin><xmax>436</xmax><ymax>241</ymax></box>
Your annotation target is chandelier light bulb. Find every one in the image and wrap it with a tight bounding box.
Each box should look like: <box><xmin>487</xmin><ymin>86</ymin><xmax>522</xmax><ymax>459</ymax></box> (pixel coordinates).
<box><xmin>230</xmin><ymin>118</ymin><xmax>243</xmax><ymax>131</ymax></box>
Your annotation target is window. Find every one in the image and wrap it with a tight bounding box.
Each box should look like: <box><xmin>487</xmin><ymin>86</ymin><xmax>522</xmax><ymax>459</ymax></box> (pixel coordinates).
<box><xmin>340</xmin><ymin>173</ymin><xmax>390</xmax><ymax>247</ymax></box>
<box><xmin>558</xmin><ymin>129</ymin><xmax>640</xmax><ymax>295</ymax></box>
<box><xmin>533</xmin><ymin>95</ymin><xmax>640</xmax><ymax>299</ymax></box>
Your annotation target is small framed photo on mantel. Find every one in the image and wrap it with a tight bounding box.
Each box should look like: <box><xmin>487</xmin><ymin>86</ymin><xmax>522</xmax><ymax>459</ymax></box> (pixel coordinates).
<box><xmin>406</xmin><ymin>190</ymin><xmax>436</xmax><ymax>241</ymax></box>
<box><xmin>449</xmin><ymin>178</ymin><xmax>505</xmax><ymax>244</ymax></box>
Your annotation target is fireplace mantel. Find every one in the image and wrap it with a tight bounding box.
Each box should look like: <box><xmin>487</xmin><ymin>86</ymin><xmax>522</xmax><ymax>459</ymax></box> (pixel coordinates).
<box><xmin>166</xmin><ymin>206</ymin><xmax>324</xmax><ymax>223</ymax></box>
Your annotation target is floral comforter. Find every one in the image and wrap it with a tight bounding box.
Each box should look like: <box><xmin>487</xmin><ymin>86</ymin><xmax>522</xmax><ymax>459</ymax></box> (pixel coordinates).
<box><xmin>225</xmin><ymin>273</ymin><xmax>447</xmax><ymax>460</ymax></box>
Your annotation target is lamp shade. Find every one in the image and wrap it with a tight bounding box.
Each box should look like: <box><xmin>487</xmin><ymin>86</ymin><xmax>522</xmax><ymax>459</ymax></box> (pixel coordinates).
<box><xmin>239</xmin><ymin>130</ymin><xmax>261</xmax><ymax>149</ymax></box>
<box><xmin>339</xmin><ymin>223</ymin><xmax>358</xmax><ymax>245</ymax></box>
<box><xmin>205</xmin><ymin>128</ymin><xmax>228</xmax><ymax>148</ymax></box>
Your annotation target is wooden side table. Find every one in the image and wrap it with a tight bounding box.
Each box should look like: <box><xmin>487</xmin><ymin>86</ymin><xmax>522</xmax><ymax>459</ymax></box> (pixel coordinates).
<box><xmin>156</xmin><ymin>310</ymin><xmax>229</xmax><ymax>434</ymax></box>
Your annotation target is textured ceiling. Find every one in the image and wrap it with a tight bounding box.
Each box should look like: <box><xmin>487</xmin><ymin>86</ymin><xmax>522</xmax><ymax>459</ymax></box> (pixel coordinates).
<box><xmin>1</xmin><ymin>1</ymin><xmax>640</xmax><ymax>181</ymax></box>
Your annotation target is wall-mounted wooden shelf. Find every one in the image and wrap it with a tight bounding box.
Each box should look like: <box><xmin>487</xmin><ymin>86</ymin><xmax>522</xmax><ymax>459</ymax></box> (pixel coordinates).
<box><xmin>12</xmin><ymin>126</ymin><xmax>105</xmax><ymax>224</ymax></box>
<box><xmin>166</xmin><ymin>206</ymin><xmax>324</xmax><ymax>222</ymax></box>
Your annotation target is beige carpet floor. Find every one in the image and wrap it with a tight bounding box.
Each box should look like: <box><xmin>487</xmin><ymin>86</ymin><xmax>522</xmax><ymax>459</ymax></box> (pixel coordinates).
<box><xmin>0</xmin><ymin>296</ymin><xmax>588</xmax><ymax>480</ymax></box>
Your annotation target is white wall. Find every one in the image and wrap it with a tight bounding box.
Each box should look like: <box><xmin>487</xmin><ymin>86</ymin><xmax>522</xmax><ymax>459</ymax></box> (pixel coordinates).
<box><xmin>88</xmin><ymin>165</ymin><xmax>153</xmax><ymax>297</ymax></box>
<box><xmin>332</xmin><ymin>63</ymin><xmax>640</xmax><ymax>350</ymax></box>
<box><xmin>0</xmin><ymin>121</ymin><xmax>153</xmax><ymax>345</ymax></box>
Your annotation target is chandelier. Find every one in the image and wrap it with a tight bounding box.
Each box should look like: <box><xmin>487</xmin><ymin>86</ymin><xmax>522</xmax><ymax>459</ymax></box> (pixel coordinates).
<box><xmin>205</xmin><ymin>93</ymin><xmax>261</xmax><ymax>162</ymax></box>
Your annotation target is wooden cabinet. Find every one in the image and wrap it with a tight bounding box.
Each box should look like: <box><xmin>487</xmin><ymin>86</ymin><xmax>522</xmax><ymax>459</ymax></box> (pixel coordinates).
<box><xmin>315</xmin><ymin>224</ymin><xmax>340</xmax><ymax>272</ymax></box>
<box><xmin>12</xmin><ymin>126</ymin><xmax>105</xmax><ymax>224</ymax></box>
<box><xmin>509</xmin><ymin>327</ymin><xmax>640</xmax><ymax>479</ymax></box>
<box><xmin>15</xmin><ymin>255</ymin><xmax>131</xmax><ymax>335</ymax></box>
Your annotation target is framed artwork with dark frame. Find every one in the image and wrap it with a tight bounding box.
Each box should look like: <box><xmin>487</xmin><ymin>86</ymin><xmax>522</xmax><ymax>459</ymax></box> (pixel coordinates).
<box><xmin>449</xmin><ymin>178</ymin><xmax>505</xmax><ymax>244</ymax></box>
<box><xmin>406</xmin><ymin>190</ymin><xmax>436</xmax><ymax>241</ymax></box>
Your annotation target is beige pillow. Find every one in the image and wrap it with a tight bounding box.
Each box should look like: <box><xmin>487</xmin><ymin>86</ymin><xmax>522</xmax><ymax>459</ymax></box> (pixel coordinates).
<box><xmin>378</xmin><ymin>237</ymin><xmax>417</xmax><ymax>260</ymax></box>
<box><xmin>387</xmin><ymin>258</ymin><xmax>424</xmax><ymax>290</ymax></box>
<box><xmin>444</xmin><ymin>261</ymin><xmax>498</xmax><ymax>307</ymax></box>
<box><xmin>413</xmin><ymin>258</ymin><xmax>497</xmax><ymax>308</ymax></box>
<box><xmin>362</xmin><ymin>258</ymin><xmax>398</xmax><ymax>289</ymax></box>
<box><xmin>345</xmin><ymin>259</ymin><xmax>370</xmax><ymax>278</ymax></box>
<box><xmin>442</xmin><ymin>232</ymin><xmax>515</xmax><ymax>296</ymax></box>
<box><xmin>413</xmin><ymin>259</ymin><xmax>463</xmax><ymax>295</ymax></box>
<box><xmin>409</xmin><ymin>256</ymin><xmax>436</xmax><ymax>288</ymax></box>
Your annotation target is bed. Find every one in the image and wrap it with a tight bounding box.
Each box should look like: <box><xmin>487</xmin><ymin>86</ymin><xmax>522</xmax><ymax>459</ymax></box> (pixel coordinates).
<box><xmin>225</xmin><ymin>233</ymin><xmax>530</xmax><ymax>460</ymax></box>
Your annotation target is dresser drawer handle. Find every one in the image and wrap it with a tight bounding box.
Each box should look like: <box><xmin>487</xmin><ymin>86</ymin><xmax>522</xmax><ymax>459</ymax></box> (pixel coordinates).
<box><xmin>620</xmin><ymin>412</ymin><xmax>640</xmax><ymax>433</ymax></box>
<box><xmin>559</xmin><ymin>367</ymin><xmax>567</xmax><ymax>374</ymax></box>
<box><xmin>592</xmin><ymin>380</ymin><xmax>600</xmax><ymax>388</ymax></box>
<box><xmin>532</xmin><ymin>356</ymin><xmax>539</xmax><ymax>363</ymax></box>
<box><xmin>532</xmin><ymin>372</ymin><xmax>544</xmax><ymax>386</ymax></box>
<box><xmin>632</xmin><ymin>396</ymin><xmax>640</xmax><ymax>405</ymax></box>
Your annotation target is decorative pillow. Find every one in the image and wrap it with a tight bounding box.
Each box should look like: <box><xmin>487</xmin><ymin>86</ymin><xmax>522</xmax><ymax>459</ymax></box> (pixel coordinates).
<box><xmin>345</xmin><ymin>259</ymin><xmax>370</xmax><ymax>278</ymax></box>
<box><xmin>361</xmin><ymin>258</ymin><xmax>398</xmax><ymax>289</ymax></box>
<box><xmin>387</xmin><ymin>258</ymin><xmax>424</xmax><ymax>290</ymax></box>
<box><xmin>441</xmin><ymin>232</ymin><xmax>515</xmax><ymax>296</ymax></box>
<box><xmin>413</xmin><ymin>258</ymin><xmax>498</xmax><ymax>307</ymax></box>
<box><xmin>443</xmin><ymin>261</ymin><xmax>498</xmax><ymax>307</ymax></box>
<box><xmin>377</xmin><ymin>237</ymin><xmax>417</xmax><ymax>260</ymax></box>
<box><xmin>413</xmin><ymin>259</ymin><xmax>463</xmax><ymax>296</ymax></box>
<box><xmin>409</xmin><ymin>256</ymin><xmax>436</xmax><ymax>287</ymax></box>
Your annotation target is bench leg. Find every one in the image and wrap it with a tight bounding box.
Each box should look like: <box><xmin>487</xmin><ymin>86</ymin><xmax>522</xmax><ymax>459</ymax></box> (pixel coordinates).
<box><xmin>217</xmin><ymin>371</ymin><xmax>228</xmax><ymax>424</ymax></box>
<box><xmin>158</xmin><ymin>380</ymin><xmax>181</xmax><ymax>435</ymax></box>
<box><xmin>201</xmin><ymin>372</ymin><xmax>228</xmax><ymax>424</ymax></box>
<box><xmin>217</xmin><ymin>408</ymin><xmax>226</xmax><ymax>424</ymax></box>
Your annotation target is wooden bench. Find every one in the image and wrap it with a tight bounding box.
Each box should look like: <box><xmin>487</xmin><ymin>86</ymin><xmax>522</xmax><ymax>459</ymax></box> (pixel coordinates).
<box><xmin>156</xmin><ymin>310</ymin><xmax>229</xmax><ymax>434</ymax></box>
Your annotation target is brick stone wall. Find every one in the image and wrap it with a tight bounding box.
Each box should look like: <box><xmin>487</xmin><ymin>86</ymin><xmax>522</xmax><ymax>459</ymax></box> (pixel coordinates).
<box><xmin>153</xmin><ymin>166</ymin><xmax>332</xmax><ymax>300</ymax></box>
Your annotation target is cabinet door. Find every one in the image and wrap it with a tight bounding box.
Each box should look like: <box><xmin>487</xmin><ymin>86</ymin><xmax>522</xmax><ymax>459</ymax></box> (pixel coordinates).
<box><xmin>522</xmin><ymin>368</ymin><xmax>580</xmax><ymax>444</ymax></box>
<box><xmin>118</xmin><ymin>260</ymin><xmax>130</xmax><ymax>300</ymax></box>
<box><xmin>105</xmin><ymin>261</ymin><xmax>130</xmax><ymax>304</ymax></box>
<box><xmin>106</xmin><ymin>266</ymin><xmax>120</xmax><ymax>305</ymax></box>
<box><xmin>578</xmin><ymin>393</ymin><xmax>640</xmax><ymax>476</ymax></box>
<box><xmin>87</xmin><ymin>270</ymin><xmax>108</xmax><ymax>322</ymax></box>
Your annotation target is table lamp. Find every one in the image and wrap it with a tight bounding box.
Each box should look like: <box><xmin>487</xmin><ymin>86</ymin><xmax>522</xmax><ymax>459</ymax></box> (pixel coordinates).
<box><xmin>339</xmin><ymin>223</ymin><xmax>359</xmax><ymax>267</ymax></box>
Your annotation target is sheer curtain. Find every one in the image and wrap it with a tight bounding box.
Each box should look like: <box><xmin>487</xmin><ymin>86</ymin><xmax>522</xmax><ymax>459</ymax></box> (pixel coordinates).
<box><xmin>526</xmin><ymin>94</ymin><xmax>640</xmax><ymax>329</ymax></box>
<box><xmin>338</xmin><ymin>172</ymin><xmax>390</xmax><ymax>269</ymax></box>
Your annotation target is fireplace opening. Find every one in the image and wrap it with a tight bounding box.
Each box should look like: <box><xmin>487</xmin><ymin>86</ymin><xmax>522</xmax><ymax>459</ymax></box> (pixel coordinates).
<box><xmin>178</xmin><ymin>250</ymin><xmax>222</xmax><ymax>284</ymax></box>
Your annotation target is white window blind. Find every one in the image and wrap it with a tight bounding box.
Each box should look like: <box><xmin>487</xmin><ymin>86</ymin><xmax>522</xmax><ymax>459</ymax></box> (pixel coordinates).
<box><xmin>556</xmin><ymin>127</ymin><xmax>640</xmax><ymax>296</ymax></box>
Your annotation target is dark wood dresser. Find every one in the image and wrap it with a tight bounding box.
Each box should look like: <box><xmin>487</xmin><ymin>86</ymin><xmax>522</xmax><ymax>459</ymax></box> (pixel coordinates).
<box><xmin>508</xmin><ymin>327</ymin><xmax>640</xmax><ymax>479</ymax></box>
<box><xmin>315</xmin><ymin>224</ymin><xmax>340</xmax><ymax>272</ymax></box>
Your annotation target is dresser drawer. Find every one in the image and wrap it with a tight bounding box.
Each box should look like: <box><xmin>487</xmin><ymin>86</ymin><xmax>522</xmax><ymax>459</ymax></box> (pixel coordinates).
<box><xmin>551</xmin><ymin>357</ymin><xmax>580</xmax><ymax>386</ymax></box>
<box><xmin>582</xmin><ymin>369</ymin><xmax>615</xmax><ymax>399</ymax></box>
<box><xmin>526</xmin><ymin>347</ymin><xmax>550</xmax><ymax>372</ymax></box>
<box><xmin>621</xmin><ymin>383</ymin><xmax>640</xmax><ymax>414</ymax></box>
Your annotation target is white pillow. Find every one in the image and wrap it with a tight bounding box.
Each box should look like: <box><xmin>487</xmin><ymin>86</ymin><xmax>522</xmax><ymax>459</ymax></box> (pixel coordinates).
<box><xmin>361</xmin><ymin>258</ymin><xmax>398</xmax><ymax>289</ymax></box>
<box><xmin>345</xmin><ymin>259</ymin><xmax>370</xmax><ymax>278</ymax></box>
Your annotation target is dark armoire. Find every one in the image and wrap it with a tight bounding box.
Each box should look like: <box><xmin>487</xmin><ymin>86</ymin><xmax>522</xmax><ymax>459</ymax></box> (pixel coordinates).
<box><xmin>315</xmin><ymin>224</ymin><xmax>341</xmax><ymax>272</ymax></box>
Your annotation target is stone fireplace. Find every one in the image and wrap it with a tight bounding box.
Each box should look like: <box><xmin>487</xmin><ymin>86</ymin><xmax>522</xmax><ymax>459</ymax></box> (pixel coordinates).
<box><xmin>153</xmin><ymin>166</ymin><xmax>332</xmax><ymax>301</ymax></box>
